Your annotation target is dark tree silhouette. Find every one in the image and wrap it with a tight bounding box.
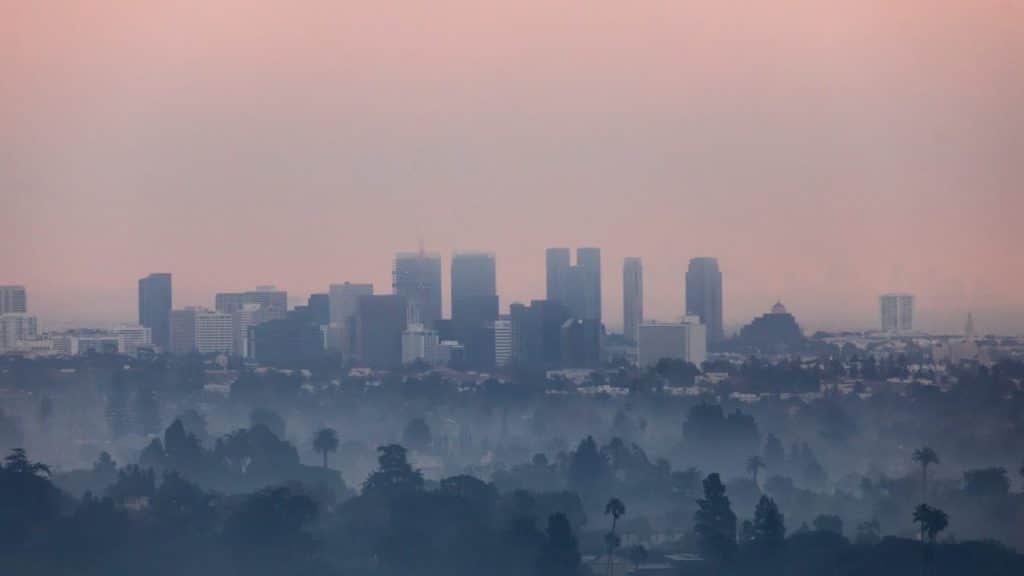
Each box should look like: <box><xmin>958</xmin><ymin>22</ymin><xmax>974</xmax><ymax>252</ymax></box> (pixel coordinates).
<box><xmin>694</xmin><ymin>473</ymin><xmax>738</xmax><ymax>566</ymax></box>
<box><xmin>568</xmin><ymin>435</ymin><xmax>608</xmax><ymax>496</ymax></box>
<box><xmin>912</xmin><ymin>446</ymin><xmax>939</xmax><ymax>502</ymax></box>
<box><xmin>362</xmin><ymin>444</ymin><xmax>424</xmax><ymax>498</ymax></box>
<box><xmin>537</xmin><ymin>513</ymin><xmax>581</xmax><ymax>576</ymax></box>
<box><xmin>913</xmin><ymin>503</ymin><xmax>949</xmax><ymax>543</ymax></box>
<box><xmin>813</xmin><ymin>514</ymin><xmax>844</xmax><ymax>536</ymax></box>
<box><xmin>752</xmin><ymin>495</ymin><xmax>785</xmax><ymax>545</ymax></box>
<box><xmin>604</xmin><ymin>497</ymin><xmax>626</xmax><ymax>576</ymax></box>
<box><xmin>312</xmin><ymin>427</ymin><xmax>339</xmax><ymax>469</ymax></box>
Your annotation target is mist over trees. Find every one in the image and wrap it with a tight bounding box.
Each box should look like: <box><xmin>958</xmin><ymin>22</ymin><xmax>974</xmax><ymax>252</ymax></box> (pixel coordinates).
<box><xmin>1</xmin><ymin>352</ymin><xmax>1023</xmax><ymax>575</ymax></box>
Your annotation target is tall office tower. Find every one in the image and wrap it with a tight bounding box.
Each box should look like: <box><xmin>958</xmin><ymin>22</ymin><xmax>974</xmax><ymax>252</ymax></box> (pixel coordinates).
<box><xmin>215</xmin><ymin>287</ymin><xmax>287</xmax><ymax>317</ymax></box>
<box><xmin>451</xmin><ymin>252</ymin><xmax>499</xmax><ymax>369</ymax></box>
<box><xmin>493</xmin><ymin>318</ymin><xmax>513</xmax><ymax>367</ymax></box>
<box><xmin>232</xmin><ymin>303</ymin><xmax>270</xmax><ymax>357</ymax></box>
<box><xmin>307</xmin><ymin>293</ymin><xmax>330</xmax><ymax>326</ymax></box>
<box><xmin>576</xmin><ymin>247</ymin><xmax>601</xmax><ymax>321</ymax></box>
<box><xmin>451</xmin><ymin>252</ymin><xmax>498</xmax><ymax>324</ymax></box>
<box><xmin>685</xmin><ymin>257</ymin><xmax>724</xmax><ymax>344</ymax></box>
<box><xmin>559</xmin><ymin>318</ymin><xmax>603</xmax><ymax>368</ymax></box>
<box><xmin>545</xmin><ymin>248</ymin><xmax>571</xmax><ymax>303</ymax></box>
<box><xmin>114</xmin><ymin>324</ymin><xmax>151</xmax><ymax>356</ymax></box>
<box><xmin>138</xmin><ymin>274</ymin><xmax>172</xmax><ymax>350</ymax></box>
<box><xmin>880</xmin><ymin>293</ymin><xmax>914</xmax><ymax>333</ymax></box>
<box><xmin>169</xmin><ymin>308</ymin><xmax>233</xmax><ymax>355</ymax></box>
<box><xmin>0</xmin><ymin>286</ymin><xmax>27</xmax><ymax>314</ymax></box>
<box><xmin>622</xmin><ymin>258</ymin><xmax>643</xmax><ymax>342</ymax></box>
<box><xmin>0</xmin><ymin>313</ymin><xmax>37</xmax><ymax>352</ymax></box>
<box><xmin>510</xmin><ymin>299</ymin><xmax>571</xmax><ymax>371</ymax></box>
<box><xmin>356</xmin><ymin>294</ymin><xmax>408</xmax><ymax>368</ymax></box>
<box><xmin>393</xmin><ymin>251</ymin><xmax>442</xmax><ymax>328</ymax></box>
<box><xmin>401</xmin><ymin>323</ymin><xmax>441</xmax><ymax>365</ymax></box>
<box><xmin>328</xmin><ymin>282</ymin><xmax>374</xmax><ymax>355</ymax></box>
<box><xmin>248</xmin><ymin>317</ymin><xmax>325</xmax><ymax>366</ymax></box>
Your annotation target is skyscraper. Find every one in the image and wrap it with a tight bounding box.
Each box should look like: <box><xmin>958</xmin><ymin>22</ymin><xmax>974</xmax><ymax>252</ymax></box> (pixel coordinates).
<box><xmin>622</xmin><ymin>257</ymin><xmax>643</xmax><ymax>342</ymax></box>
<box><xmin>545</xmin><ymin>247</ymin><xmax>601</xmax><ymax>322</ymax></box>
<box><xmin>685</xmin><ymin>258</ymin><xmax>724</xmax><ymax>344</ymax></box>
<box><xmin>138</xmin><ymin>274</ymin><xmax>172</xmax><ymax>350</ymax></box>
<box><xmin>393</xmin><ymin>251</ymin><xmax>442</xmax><ymax>328</ymax></box>
<box><xmin>510</xmin><ymin>299</ymin><xmax>571</xmax><ymax>370</ymax></box>
<box><xmin>215</xmin><ymin>287</ymin><xmax>287</xmax><ymax>316</ymax></box>
<box><xmin>451</xmin><ymin>252</ymin><xmax>498</xmax><ymax>368</ymax></box>
<box><xmin>576</xmin><ymin>247</ymin><xmax>601</xmax><ymax>321</ymax></box>
<box><xmin>451</xmin><ymin>252</ymin><xmax>498</xmax><ymax>324</ymax></box>
<box><xmin>0</xmin><ymin>286</ymin><xmax>27</xmax><ymax>314</ymax></box>
<box><xmin>545</xmin><ymin>248</ymin><xmax>571</xmax><ymax>303</ymax></box>
<box><xmin>880</xmin><ymin>293</ymin><xmax>914</xmax><ymax>333</ymax></box>
<box><xmin>328</xmin><ymin>282</ymin><xmax>374</xmax><ymax>356</ymax></box>
<box><xmin>356</xmin><ymin>294</ymin><xmax>408</xmax><ymax>368</ymax></box>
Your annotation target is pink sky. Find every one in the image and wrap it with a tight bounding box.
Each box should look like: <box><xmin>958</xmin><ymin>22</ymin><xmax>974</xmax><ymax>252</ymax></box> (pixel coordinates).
<box><xmin>3</xmin><ymin>1</ymin><xmax>1022</xmax><ymax>334</ymax></box>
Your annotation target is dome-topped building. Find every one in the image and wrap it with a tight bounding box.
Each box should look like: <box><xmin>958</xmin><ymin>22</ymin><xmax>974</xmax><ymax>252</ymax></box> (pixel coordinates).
<box><xmin>735</xmin><ymin>301</ymin><xmax>805</xmax><ymax>354</ymax></box>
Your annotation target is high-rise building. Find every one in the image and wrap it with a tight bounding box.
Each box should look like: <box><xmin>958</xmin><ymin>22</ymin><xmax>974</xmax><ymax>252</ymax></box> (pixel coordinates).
<box><xmin>493</xmin><ymin>318</ymin><xmax>513</xmax><ymax>367</ymax></box>
<box><xmin>231</xmin><ymin>303</ymin><xmax>270</xmax><ymax>357</ymax></box>
<box><xmin>545</xmin><ymin>247</ymin><xmax>601</xmax><ymax>322</ymax></box>
<box><xmin>638</xmin><ymin>318</ymin><xmax>706</xmax><ymax>368</ymax></box>
<box><xmin>545</xmin><ymin>248</ymin><xmax>571</xmax><ymax>303</ymax></box>
<box><xmin>880</xmin><ymin>293</ymin><xmax>914</xmax><ymax>333</ymax></box>
<box><xmin>577</xmin><ymin>247</ymin><xmax>601</xmax><ymax>321</ymax></box>
<box><xmin>0</xmin><ymin>286</ymin><xmax>27</xmax><ymax>315</ymax></box>
<box><xmin>623</xmin><ymin>258</ymin><xmax>643</xmax><ymax>343</ymax></box>
<box><xmin>451</xmin><ymin>252</ymin><xmax>499</xmax><ymax>369</ymax></box>
<box><xmin>451</xmin><ymin>252</ymin><xmax>498</xmax><ymax>324</ymax></box>
<box><xmin>356</xmin><ymin>294</ymin><xmax>408</xmax><ymax>368</ymax></box>
<box><xmin>248</xmin><ymin>317</ymin><xmax>325</xmax><ymax>366</ymax></box>
<box><xmin>402</xmin><ymin>323</ymin><xmax>441</xmax><ymax>365</ymax></box>
<box><xmin>114</xmin><ymin>324</ymin><xmax>152</xmax><ymax>355</ymax></box>
<box><xmin>306</xmin><ymin>293</ymin><xmax>330</xmax><ymax>326</ymax></box>
<box><xmin>560</xmin><ymin>318</ymin><xmax>603</xmax><ymax>368</ymax></box>
<box><xmin>685</xmin><ymin>258</ymin><xmax>724</xmax><ymax>344</ymax></box>
<box><xmin>0</xmin><ymin>313</ymin><xmax>37</xmax><ymax>352</ymax></box>
<box><xmin>393</xmin><ymin>252</ymin><xmax>442</xmax><ymax>328</ymax></box>
<box><xmin>510</xmin><ymin>299</ymin><xmax>571</xmax><ymax>371</ymax></box>
<box><xmin>328</xmin><ymin>282</ymin><xmax>374</xmax><ymax>356</ymax></box>
<box><xmin>215</xmin><ymin>287</ymin><xmax>287</xmax><ymax>316</ymax></box>
<box><xmin>138</xmin><ymin>274</ymin><xmax>171</xmax><ymax>350</ymax></box>
<box><xmin>169</xmin><ymin>308</ymin><xmax>232</xmax><ymax>355</ymax></box>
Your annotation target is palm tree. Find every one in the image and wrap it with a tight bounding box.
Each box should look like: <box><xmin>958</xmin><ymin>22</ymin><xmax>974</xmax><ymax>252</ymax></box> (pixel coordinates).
<box><xmin>912</xmin><ymin>447</ymin><xmax>939</xmax><ymax>502</ymax></box>
<box><xmin>605</xmin><ymin>497</ymin><xmax>626</xmax><ymax>576</ymax></box>
<box><xmin>312</xmin><ymin>428</ymin><xmax>339</xmax><ymax>469</ymax></box>
<box><xmin>913</xmin><ymin>503</ymin><xmax>948</xmax><ymax>543</ymax></box>
<box><xmin>746</xmin><ymin>455</ymin><xmax>766</xmax><ymax>487</ymax></box>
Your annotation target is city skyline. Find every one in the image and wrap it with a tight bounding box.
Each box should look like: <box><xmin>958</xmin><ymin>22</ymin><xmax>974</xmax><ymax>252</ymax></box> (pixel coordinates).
<box><xmin>1</xmin><ymin>246</ymin><xmax>1010</xmax><ymax>337</ymax></box>
<box><xmin>4</xmin><ymin>2</ymin><xmax>1022</xmax><ymax>334</ymax></box>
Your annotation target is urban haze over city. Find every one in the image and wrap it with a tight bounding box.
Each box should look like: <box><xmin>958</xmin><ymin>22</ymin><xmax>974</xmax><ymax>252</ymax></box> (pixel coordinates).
<box><xmin>2</xmin><ymin>2</ymin><xmax>1022</xmax><ymax>576</ymax></box>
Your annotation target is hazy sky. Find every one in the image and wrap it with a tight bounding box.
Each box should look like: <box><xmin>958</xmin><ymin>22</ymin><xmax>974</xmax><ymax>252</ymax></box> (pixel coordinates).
<box><xmin>3</xmin><ymin>1</ymin><xmax>1022</xmax><ymax>334</ymax></box>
